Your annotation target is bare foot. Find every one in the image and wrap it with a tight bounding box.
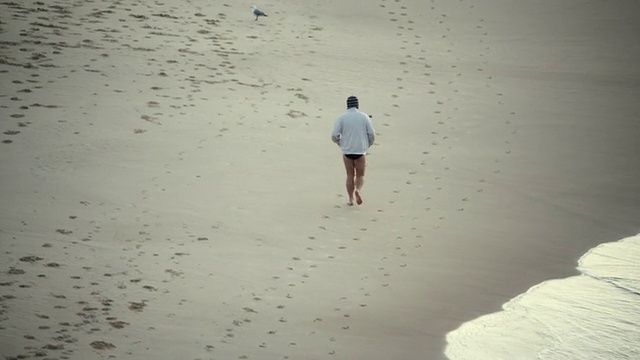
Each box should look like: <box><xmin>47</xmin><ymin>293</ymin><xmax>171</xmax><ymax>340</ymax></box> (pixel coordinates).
<box><xmin>355</xmin><ymin>190</ymin><xmax>363</xmax><ymax>205</ymax></box>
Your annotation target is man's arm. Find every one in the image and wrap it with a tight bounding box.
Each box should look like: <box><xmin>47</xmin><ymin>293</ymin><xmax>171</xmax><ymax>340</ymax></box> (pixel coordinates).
<box><xmin>331</xmin><ymin>118</ymin><xmax>342</xmax><ymax>145</ymax></box>
<box><xmin>366</xmin><ymin>118</ymin><xmax>375</xmax><ymax>147</ymax></box>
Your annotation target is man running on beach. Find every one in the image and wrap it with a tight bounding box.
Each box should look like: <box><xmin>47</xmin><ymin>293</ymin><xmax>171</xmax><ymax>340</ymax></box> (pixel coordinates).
<box><xmin>331</xmin><ymin>96</ymin><xmax>376</xmax><ymax>206</ymax></box>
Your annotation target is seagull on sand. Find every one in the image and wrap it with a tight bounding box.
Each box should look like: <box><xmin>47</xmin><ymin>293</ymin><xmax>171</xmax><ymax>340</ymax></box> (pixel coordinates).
<box><xmin>251</xmin><ymin>5</ymin><xmax>267</xmax><ymax>21</ymax></box>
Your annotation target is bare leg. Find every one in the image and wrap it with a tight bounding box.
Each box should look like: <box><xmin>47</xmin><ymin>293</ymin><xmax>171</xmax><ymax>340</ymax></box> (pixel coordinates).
<box><xmin>354</xmin><ymin>179</ymin><xmax>363</xmax><ymax>205</ymax></box>
<box><xmin>353</xmin><ymin>156</ymin><xmax>366</xmax><ymax>205</ymax></box>
<box><xmin>346</xmin><ymin>178</ymin><xmax>355</xmax><ymax>205</ymax></box>
<box><xmin>342</xmin><ymin>156</ymin><xmax>356</xmax><ymax>205</ymax></box>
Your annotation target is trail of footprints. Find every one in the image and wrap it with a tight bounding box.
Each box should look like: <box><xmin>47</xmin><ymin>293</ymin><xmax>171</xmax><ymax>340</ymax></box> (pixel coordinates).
<box><xmin>1</xmin><ymin>0</ymin><xmax>320</xmax><ymax>162</ymax></box>
<box><xmin>0</xmin><ymin>204</ymin><xmax>160</xmax><ymax>359</ymax></box>
<box><xmin>377</xmin><ymin>0</ymin><xmax>519</xmax><ymax>228</ymax></box>
<box><xmin>0</xmin><ymin>201</ymin><xmax>407</xmax><ymax>358</ymax></box>
<box><xmin>221</xmin><ymin>214</ymin><xmax>422</xmax><ymax>358</ymax></box>
<box><xmin>2</xmin><ymin>201</ymin><xmax>261</xmax><ymax>359</ymax></box>
<box><xmin>0</xmin><ymin>0</ymin><xmax>285</xmax><ymax>145</ymax></box>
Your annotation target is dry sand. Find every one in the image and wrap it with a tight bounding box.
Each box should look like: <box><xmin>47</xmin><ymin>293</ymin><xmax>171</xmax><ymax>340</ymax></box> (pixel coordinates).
<box><xmin>1</xmin><ymin>0</ymin><xmax>639</xmax><ymax>359</ymax></box>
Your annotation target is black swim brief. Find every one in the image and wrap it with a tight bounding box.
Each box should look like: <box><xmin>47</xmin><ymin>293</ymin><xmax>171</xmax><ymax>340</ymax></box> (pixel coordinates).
<box><xmin>344</xmin><ymin>154</ymin><xmax>363</xmax><ymax>160</ymax></box>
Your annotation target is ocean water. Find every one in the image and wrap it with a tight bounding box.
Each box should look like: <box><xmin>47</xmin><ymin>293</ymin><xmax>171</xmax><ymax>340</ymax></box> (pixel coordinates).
<box><xmin>445</xmin><ymin>234</ymin><xmax>640</xmax><ymax>360</ymax></box>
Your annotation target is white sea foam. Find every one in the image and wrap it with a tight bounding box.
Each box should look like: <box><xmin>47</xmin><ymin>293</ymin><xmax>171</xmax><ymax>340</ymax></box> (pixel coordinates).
<box><xmin>445</xmin><ymin>234</ymin><xmax>640</xmax><ymax>360</ymax></box>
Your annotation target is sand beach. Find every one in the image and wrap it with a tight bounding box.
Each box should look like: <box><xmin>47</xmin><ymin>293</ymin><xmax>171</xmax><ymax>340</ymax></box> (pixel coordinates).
<box><xmin>1</xmin><ymin>0</ymin><xmax>639</xmax><ymax>359</ymax></box>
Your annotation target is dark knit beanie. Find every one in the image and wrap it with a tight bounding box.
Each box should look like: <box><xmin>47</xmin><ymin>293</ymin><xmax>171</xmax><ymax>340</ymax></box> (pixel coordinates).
<box><xmin>346</xmin><ymin>96</ymin><xmax>359</xmax><ymax>109</ymax></box>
